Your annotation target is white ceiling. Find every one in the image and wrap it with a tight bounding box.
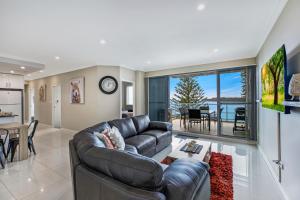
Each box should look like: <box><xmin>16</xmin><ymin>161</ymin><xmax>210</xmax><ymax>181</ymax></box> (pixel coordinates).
<box><xmin>0</xmin><ymin>57</ymin><xmax>44</xmax><ymax>75</ymax></box>
<box><xmin>0</xmin><ymin>0</ymin><xmax>287</xmax><ymax>80</ymax></box>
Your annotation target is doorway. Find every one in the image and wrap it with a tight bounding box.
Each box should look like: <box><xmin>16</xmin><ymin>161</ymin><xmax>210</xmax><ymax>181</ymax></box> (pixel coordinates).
<box><xmin>28</xmin><ymin>87</ymin><xmax>35</xmax><ymax>121</ymax></box>
<box><xmin>121</xmin><ymin>81</ymin><xmax>134</xmax><ymax>118</ymax></box>
<box><xmin>52</xmin><ymin>85</ymin><xmax>61</xmax><ymax>128</ymax></box>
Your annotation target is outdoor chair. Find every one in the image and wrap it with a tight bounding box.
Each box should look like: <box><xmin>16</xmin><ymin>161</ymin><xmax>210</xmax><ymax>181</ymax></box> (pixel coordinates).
<box><xmin>233</xmin><ymin>107</ymin><xmax>246</xmax><ymax>133</ymax></box>
<box><xmin>188</xmin><ymin>109</ymin><xmax>201</xmax><ymax>129</ymax></box>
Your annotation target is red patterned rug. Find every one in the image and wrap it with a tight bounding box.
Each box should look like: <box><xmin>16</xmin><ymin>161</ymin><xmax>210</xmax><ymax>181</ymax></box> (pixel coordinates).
<box><xmin>209</xmin><ymin>152</ymin><xmax>233</xmax><ymax>200</ymax></box>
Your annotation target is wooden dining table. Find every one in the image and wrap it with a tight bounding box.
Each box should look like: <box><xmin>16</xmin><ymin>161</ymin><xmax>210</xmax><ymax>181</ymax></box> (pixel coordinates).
<box><xmin>0</xmin><ymin>123</ymin><xmax>28</xmax><ymax>161</ymax></box>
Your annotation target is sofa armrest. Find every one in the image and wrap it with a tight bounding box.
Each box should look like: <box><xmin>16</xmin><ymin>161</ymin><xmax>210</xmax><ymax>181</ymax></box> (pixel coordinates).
<box><xmin>162</xmin><ymin>159</ymin><xmax>210</xmax><ymax>200</ymax></box>
<box><xmin>149</xmin><ymin>121</ymin><xmax>172</xmax><ymax>131</ymax></box>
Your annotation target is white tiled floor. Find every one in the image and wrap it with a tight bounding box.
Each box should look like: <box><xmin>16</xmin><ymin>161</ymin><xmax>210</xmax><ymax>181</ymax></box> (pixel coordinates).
<box><xmin>0</xmin><ymin>124</ymin><xmax>284</xmax><ymax>200</ymax></box>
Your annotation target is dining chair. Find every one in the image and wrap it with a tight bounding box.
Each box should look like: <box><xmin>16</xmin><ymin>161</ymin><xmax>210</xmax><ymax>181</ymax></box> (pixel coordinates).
<box><xmin>233</xmin><ymin>107</ymin><xmax>246</xmax><ymax>133</ymax></box>
<box><xmin>200</xmin><ymin>106</ymin><xmax>210</xmax><ymax>129</ymax></box>
<box><xmin>7</xmin><ymin>120</ymin><xmax>39</xmax><ymax>162</ymax></box>
<box><xmin>0</xmin><ymin>143</ymin><xmax>4</xmax><ymax>168</ymax></box>
<box><xmin>188</xmin><ymin>109</ymin><xmax>201</xmax><ymax>129</ymax></box>
<box><xmin>179</xmin><ymin>107</ymin><xmax>187</xmax><ymax>127</ymax></box>
<box><xmin>211</xmin><ymin>108</ymin><xmax>224</xmax><ymax>122</ymax></box>
<box><xmin>0</xmin><ymin>130</ymin><xmax>9</xmax><ymax>168</ymax></box>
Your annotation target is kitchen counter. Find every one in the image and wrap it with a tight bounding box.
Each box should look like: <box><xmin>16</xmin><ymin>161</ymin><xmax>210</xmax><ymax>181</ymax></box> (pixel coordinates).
<box><xmin>0</xmin><ymin>115</ymin><xmax>18</xmax><ymax>118</ymax></box>
<box><xmin>0</xmin><ymin>114</ymin><xmax>19</xmax><ymax>124</ymax></box>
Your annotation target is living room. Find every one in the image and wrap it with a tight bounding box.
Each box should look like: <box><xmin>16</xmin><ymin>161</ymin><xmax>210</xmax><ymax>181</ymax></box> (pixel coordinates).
<box><xmin>0</xmin><ymin>0</ymin><xmax>299</xmax><ymax>200</ymax></box>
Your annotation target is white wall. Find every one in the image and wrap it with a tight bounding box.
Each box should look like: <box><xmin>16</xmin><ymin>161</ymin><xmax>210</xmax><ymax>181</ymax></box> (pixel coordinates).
<box><xmin>257</xmin><ymin>1</ymin><xmax>300</xmax><ymax>199</ymax></box>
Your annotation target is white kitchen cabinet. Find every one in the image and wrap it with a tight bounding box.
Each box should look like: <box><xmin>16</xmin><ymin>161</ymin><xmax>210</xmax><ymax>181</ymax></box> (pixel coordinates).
<box><xmin>0</xmin><ymin>74</ymin><xmax>9</xmax><ymax>88</ymax></box>
<box><xmin>9</xmin><ymin>74</ymin><xmax>24</xmax><ymax>89</ymax></box>
<box><xmin>0</xmin><ymin>74</ymin><xmax>24</xmax><ymax>89</ymax></box>
<box><xmin>0</xmin><ymin>91</ymin><xmax>9</xmax><ymax>104</ymax></box>
<box><xmin>0</xmin><ymin>91</ymin><xmax>21</xmax><ymax>105</ymax></box>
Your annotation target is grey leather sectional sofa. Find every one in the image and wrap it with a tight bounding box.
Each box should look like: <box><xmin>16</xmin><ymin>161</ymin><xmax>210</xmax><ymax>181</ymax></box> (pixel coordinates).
<box><xmin>69</xmin><ymin>115</ymin><xmax>210</xmax><ymax>200</ymax></box>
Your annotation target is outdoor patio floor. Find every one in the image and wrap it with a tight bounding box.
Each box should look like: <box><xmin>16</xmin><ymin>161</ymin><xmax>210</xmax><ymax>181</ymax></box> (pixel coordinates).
<box><xmin>171</xmin><ymin>118</ymin><xmax>248</xmax><ymax>138</ymax></box>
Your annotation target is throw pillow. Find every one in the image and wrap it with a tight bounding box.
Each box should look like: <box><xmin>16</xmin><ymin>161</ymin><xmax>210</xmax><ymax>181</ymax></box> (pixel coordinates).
<box><xmin>107</xmin><ymin>126</ymin><xmax>125</xmax><ymax>150</ymax></box>
<box><xmin>94</xmin><ymin>129</ymin><xmax>115</xmax><ymax>149</ymax></box>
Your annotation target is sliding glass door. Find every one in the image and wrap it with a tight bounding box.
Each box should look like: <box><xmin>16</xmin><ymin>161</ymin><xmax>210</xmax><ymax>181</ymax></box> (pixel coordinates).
<box><xmin>218</xmin><ymin>67</ymin><xmax>256</xmax><ymax>139</ymax></box>
<box><xmin>169</xmin><ymin>73</ymin><xmax>217</xmax><ymax>135</ymax></box>
<box><xmin>148</xmin><ymin>66</ymin><xmax>257</xmax><ymax>141</ymax></box>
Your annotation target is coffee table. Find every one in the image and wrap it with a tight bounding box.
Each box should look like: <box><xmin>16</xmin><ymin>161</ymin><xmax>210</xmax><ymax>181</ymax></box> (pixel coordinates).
<box><xmin>163</xmin><ymin>139</ymin><xmax>212</xmax><ymax>164</ymax></box>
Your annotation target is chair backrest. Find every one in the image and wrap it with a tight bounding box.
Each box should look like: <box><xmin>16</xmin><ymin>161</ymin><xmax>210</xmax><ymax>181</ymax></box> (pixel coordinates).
<box><xmin>220</xmin><ymin>107</ymin><xmax>224</xmax><ymax>114</ymax></box>
<box><xmin>179</xmin><ymin>107</ymin><xmax>186</xmax><ymax>115</ymax></box>
<box><xmin>29</xmin><ymin>120</ymin><xmax>39</xmax><ymax>138</ymax></box>
<box><xmin>235</xmin><ymin>107</ymin><xmax>245</xmax><ymax>116</ymax></box>
<box><xmin>199</xmin><ymin>106</ymin><xmax>209</xmax><ymax>114</ymax></box>
<box><xmin>188</xmin><ymin>109</ymin><xmax>201</xmax><ymax>119</ymax></box>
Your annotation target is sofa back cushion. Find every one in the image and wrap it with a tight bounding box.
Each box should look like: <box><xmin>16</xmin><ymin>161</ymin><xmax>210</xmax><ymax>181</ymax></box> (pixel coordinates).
<box><xmin>88</xmin><ymin>122</ymin><xmax>111</xmax><ymax>134</ymax></box>
<box><xmin>108</xmin><ymin>118</ymin><xmax>137</xmax><ymax>139</ymax></box>
<box><xmin>132</xmin><ymin>115</ymin><xmax>150</xmax><ymax>133</ymax></box>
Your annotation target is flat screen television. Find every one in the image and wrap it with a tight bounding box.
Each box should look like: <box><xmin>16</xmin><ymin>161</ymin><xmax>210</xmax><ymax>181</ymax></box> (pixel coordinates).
<box><xmin>261</xmin><ymin>45</ymin><xmax>290</xmax><ymax>114</ymax></box>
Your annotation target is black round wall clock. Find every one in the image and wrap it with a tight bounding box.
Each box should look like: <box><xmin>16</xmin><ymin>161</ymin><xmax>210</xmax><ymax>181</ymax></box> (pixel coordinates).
<box><xmin>99</xmin><ymin>76</ymin><xmax>118</xmax><ymax>94</ymax></box>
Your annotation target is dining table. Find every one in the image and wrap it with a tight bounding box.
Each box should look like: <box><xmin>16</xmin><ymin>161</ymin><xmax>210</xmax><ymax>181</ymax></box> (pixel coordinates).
<box><xmin>0</xmin><ymin>123</ymin><xmax>28</xmax><ymax>161</ymax></box>
<box><xmin>183</xmin><ymin>109</ymin><xmax>215</xmax><ymax>131</ymax></box>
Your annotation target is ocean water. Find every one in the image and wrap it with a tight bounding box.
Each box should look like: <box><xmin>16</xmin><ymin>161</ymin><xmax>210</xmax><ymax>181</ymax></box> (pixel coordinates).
<box><xmin>171</xmin><ymin>102</ymin><xmax>246</xmax><ymax>122</ymax></box>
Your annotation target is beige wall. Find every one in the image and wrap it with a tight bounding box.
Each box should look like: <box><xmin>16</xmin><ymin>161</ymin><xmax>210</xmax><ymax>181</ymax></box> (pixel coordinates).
<box><xmin>145</xmin><ymin>57</ymin><xmax>256</xmax><ymax>77</ymax></box>
<box><xmin>256</xmin><ymin>1</ymin><xmax>300</xmax><ymax>199</ymax></box>
<box><xmin>24</xmin><ymin>84</ymin><xmax>29</xmax><ymax>122</ymax></box>
<box><xmin>135</xmin><ymin>71</ymin><xmax>146</xmax><ymax>115</ymax></box>
<box><xmin>28</xmin><ymin>65</ymin><xmax>139</xmax><ymax>131</ymax></box>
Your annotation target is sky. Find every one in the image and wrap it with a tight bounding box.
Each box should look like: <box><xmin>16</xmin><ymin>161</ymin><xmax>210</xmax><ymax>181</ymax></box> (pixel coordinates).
<box><xmin>170</xmin><ymin>72</ymin><xmax>243</xmax><ymax>99</ymax></box>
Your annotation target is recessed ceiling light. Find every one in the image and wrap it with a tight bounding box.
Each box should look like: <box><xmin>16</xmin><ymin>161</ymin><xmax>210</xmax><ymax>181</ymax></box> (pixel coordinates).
<box><xmin>10</xmin><ymin>70</ymin><xmax>15</xmax><ymax>74</ymax></box>
<box><xmin>55</xmin><ymin>56</ymin><xmax>60</xmax><ymax>60</ymax></box>
<box><xmin>100</xmin><ymin>39</ymin><xmax>107</xmax><ymax>45</ymax></box>
<box><xmin>197</xmin><ymin>4</ymin><xmax>206</xmax><ymax>11</ymax></box>
<box><xmin>39</xmin><ymin>70</ymin><xmax>44</xmax><ymax>73</ymax></box>
<box><xmin>146</xmin><ymin>61</ymin><xmax>151</xmax><ymax>65</ymax></box>
<box><xmin>213</xmin><ymin>48</ymin><xmax>219</xmax><ymax>53</ymax></box>
<box><xmin>20</xmin><ymin>66</ymin><xmax>26</xmax><ymax>69</ymax></box>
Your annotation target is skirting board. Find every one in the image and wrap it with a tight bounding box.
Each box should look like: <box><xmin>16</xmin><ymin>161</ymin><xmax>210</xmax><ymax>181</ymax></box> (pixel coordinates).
<box><xmin>258</xmin><ymin>145</ymin><xmax>289</xmax><ymax>200</ymax></box>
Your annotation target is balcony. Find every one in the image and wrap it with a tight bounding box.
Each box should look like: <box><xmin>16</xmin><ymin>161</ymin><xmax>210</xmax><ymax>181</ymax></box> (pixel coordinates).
<box><xmin>170</xmin><ymin>102</ymin><xmax>249</xmax><ymax>138</ymax></box>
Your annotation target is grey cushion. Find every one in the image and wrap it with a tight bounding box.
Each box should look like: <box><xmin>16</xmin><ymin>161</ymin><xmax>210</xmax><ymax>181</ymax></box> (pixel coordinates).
<box><xmin>140</xmin><ymin>130</ymin><xmax>171</xmax><ymax>144</ymax></box>
<box><xmin>162</xmin><ymin>159</ymin><xmax>210</xmax><ymax>200</ymax></box>
<box><xmin>149</xmin><ymin>121</ymin><xmax>172</xmax><ymax>131</ymax></box>
<box><xmin>132</xmin><ymin>115</ymin><xmax>150</xmax><ymax>133</ymax></box>
<box><xmin>125</xmin><ymin>135</ymin><xmax>156</xmax><ymax>156</ymax></box>
<box><xmin>108</xmin><ymin>118</ymin><xmax>137</xmax><ymax>139</ymax></box>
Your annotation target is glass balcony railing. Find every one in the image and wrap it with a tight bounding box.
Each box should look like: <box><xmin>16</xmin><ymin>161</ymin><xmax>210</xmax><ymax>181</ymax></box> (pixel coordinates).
<box><xmin>170</xmin><ymin>102</ymin><xmax>248</xmax><ymax>122</ymax></box>
<box><xmin>169</xmin><ymin>101</ymin><xmax>250</xmax><ymax>138</ymax></box>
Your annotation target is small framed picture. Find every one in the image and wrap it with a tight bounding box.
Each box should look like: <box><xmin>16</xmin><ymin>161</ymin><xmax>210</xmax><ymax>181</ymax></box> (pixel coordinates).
<box><xmin>70</xmin><ymin>77</ymin><xmax>85</xmax><ymax>104</ymax></box>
